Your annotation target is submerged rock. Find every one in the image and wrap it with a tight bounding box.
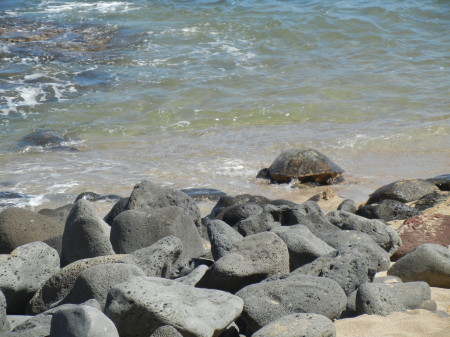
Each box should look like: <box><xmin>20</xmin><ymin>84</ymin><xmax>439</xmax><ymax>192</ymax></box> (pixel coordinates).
<box><xmin>18</xmin><ymin>130</ymin><xmax>79</xmax><ymax>152</ymax></box>
<box><xmin>263</xmin><ymin>149</ymin><xmax>344</xmax><ymax>185</ymax></box>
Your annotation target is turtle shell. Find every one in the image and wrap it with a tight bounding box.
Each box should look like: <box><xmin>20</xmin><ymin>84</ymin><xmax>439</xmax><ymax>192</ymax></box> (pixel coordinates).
<box><xmin>268</xmin><ymin>148</ymin><xmax>344</xmax><ymax>184</ymax></box>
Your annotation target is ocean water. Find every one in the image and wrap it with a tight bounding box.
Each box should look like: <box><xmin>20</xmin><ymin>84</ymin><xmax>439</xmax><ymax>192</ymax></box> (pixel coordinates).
<box><xmin>1</xmin><ymin>0</ymin><xmax>449</xmax><ymax>211</ymax></box>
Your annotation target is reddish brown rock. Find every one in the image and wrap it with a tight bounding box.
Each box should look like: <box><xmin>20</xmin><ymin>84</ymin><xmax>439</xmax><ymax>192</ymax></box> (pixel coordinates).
<box><xmin>392</xmin><ymin>214</ymin><xmax>450</xmax><ymax>261</ymax></box>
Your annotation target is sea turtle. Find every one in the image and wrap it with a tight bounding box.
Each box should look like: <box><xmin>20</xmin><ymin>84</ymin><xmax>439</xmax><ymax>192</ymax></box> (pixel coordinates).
<box><xmin>266</xmin><ymin>148</ymin><xmax>344</xmax><ymax>185</ymax></box>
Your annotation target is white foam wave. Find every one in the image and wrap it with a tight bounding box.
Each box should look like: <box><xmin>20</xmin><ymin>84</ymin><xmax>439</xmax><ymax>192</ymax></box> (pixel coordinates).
<box><xmin>39</xmin><ymin>1</ymin><xmax>134</xmax><ymax>14</ymax></box>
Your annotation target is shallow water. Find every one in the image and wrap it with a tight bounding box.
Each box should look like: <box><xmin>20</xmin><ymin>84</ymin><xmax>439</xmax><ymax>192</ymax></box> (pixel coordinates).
<box><xmin>1</xmin><ymin>0</ymin><xmax>449</xmax><ymax>210</ymax></box>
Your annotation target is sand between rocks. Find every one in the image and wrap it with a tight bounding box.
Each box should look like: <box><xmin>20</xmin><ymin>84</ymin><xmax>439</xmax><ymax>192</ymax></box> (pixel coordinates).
<box><xmin>335</xmin><ymin>287</ymin><xmax>450</xmax><ymax>337</ymax></box>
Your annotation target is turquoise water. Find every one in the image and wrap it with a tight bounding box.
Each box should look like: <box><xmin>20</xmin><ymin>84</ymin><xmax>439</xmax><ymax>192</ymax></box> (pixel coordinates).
<box><xmin>1</xmin><ymin>0</ymin><xmax>449</xmax><ymax>209</ymax></box>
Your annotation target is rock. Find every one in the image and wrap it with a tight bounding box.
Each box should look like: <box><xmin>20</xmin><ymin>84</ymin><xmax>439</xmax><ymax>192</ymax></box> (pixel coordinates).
<box><xmin>0</xmin><ymin>207</ymin><xmax>64</xmax><ymax>254</ymax></box>
<box><xmin>49</xmin><ymin>304</ymin><xmax>119</xmax><ymax>337</ymax></box>
<box><xmin>6</xmin><ymin>315</ymin><xmax>31</xmax><ymax>331</ymax></box>
<box><xmin>256</xmin><ymin>168</ymin><xmax>271</xmax><ymax>180</ymax></box>
<box><xmin>0</xmin><ymin>242</ymin><xmax>60</xmax><ymax>314</ymax></box>
<box><xmin>355</xmin><ymin>283</ymin><xmax>406</xmax><ymax>316</ymax></box>
<box><xmin>103</xmin><ymin>197</ymin><xmax>129</xmax><ymax>225</ymax></box>
<box><xmin>150</xmin><ymin>325</ymin><xmax>183</xmax><ymax>337</ymax></box>
<box><xmin>252</xmin><ymin>313</ymin><xmax>336</xmax><ymax>337</ymax></box>
<box><xmin>386</xmin><ymin>281</ymin><xmax>434</xmax><ymax>310</ymax></box>
<box><xmin>0</xmin><ymin>291</ymin><xmax>10</xmax><ymax>333</ymax></box>
<box><xmin>167</xmin><ymin>258</ymin><xmax>214</xmax><ymax>279</ymax></box>
<box><xmin>38</xmin><ymin>204</ymin><xmax>74</xmax><ymax>228</ymax></box>
<box><xmin>206</xmin><ymin>219</ymin><xmax>243</xmax><ymax>261</ymax></box>
<box><xmin>392</xmin><ymin>214</ymin><xmax>450</xmax><ymax>260</ymax></box>
<box><xmin>125</xmin><ymin>180</ymin><xmax>201</xmax><ymax>229</ymax></box>
<box><xmin>236</xmin><ymin>275</ymin><xmax>346</xmax><ymax>334</ymax></box>
<box><xmin>307</xmin><ymin>189</ymin><xmax>335</xmax><ymax>202</ymax></box>
<box><xmin>119</xmin><ymin>236</ymin><xmax>183</xmax><ymax>277</ymax></box>
<box><xmin>27</xmin><ymin>254</ymin><xmax>124</xmax><ymax>315</ymax></box>
<box><xmin>292</xmin><ymin>246</ymin><xmax>379</xmax><ymax>295</ymax></box>
<box><xmin>413</xmin><ymin>191</ymin><xmax>449</xmax><ymax>211</ymax></box>
<box><xmin>367</xmin><ymin>178</ymin><xmax>439</xmax><ymax>204</ymax></box>
<box><xmin>174</xmin><ymin>265</ymin><xmax>209</xmax><ymax>286</ymax></box>
<box><xmin>2</xmin><ymin>311</ymin><xmax>53</xmax><ymax>336</ymax></box>
<box><xmin>41</xmin><ymin>234</ymin><xmax>63</xmax><ymax>257</ymax></box>
<box><xmin>209</xmin><ymin>195</ymin><xmax>270</xmax><ymax>220</ymax></box>
<box><xmin>387</xmin><ymin>244</ymin><xmax>450</xmax><ymax>288</ymax></box>
<box><xmin>104</xmin><ymin>276</ymin><xmax>243</xmax><ymax>337</ymax></box>
<box><xmin>327</xmin><ymin>211</ymin><xmax>401</xmax><ymax>255</ymax></box>
<box><xmin>270</xmin><ymin>225</ymin><xmax>335</xmax><ymax>270</ymax></box>
<box><xmin>110</xmin><ymin>206</ymin><xmax>205</xmax><ymax>259</ymax></box>
<box><xmin>356</xmin><ymin>199</ymin><xmax>420</xmax><ymax>221</ymax></box>
<box><xmin>235</xmin><ymin>205</ymin><xmax>283</xmax><ymax>236</ymax></box>
<box><xmin>216</xmin><ymin>203</ymin><xmax>263</xmax><ymax>227</ymax></box>
<box><xmin>337</xmin><ymin>199</ymin><xmax>358</xmax><ymax>213</ymax></box>
<box><xmin>318</xmin><ymin>230</ymin><xmax>391</xmax><ymax>271</ymax></box>
<box><xmin>197</xmin><ymin>232</ymin><xmax>290</xmax><ymax>293</ymax></box>
<box><xmin>180</xmin><ymin>188</ymin><xmax>226</xmax><ymax>202</ymax></box>
<box><xmin>60</xmin><ymin>263</ymin><xmax>145</xmax><ymax>308</ymax></box>
<box><xmin>427</xmin><ymin>174</ymin><xmax>450</xmax><ymax>191</ymax></box>
<box><xmin>61</xmin><ymin>200</ymin><xmax>115</xmax><ymax>266</ymax></box>
<box><xmin>267</xmin><ymin>148</ymin><xmax>344</xmax><ymax>184</ymax></box>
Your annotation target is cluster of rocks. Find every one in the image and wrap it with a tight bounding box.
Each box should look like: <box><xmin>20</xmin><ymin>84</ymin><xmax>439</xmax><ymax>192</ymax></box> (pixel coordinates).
<box><xmin>0</xmin><ymin>149</ymin><xmax>449</xmax><ymax>336</ymax></box>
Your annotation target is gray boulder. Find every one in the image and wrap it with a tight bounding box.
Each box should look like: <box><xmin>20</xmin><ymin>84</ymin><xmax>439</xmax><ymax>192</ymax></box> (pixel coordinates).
<box><xmin>292</xmin><ymin>246</ymin><xmax>379</xmax><ymax>295</ymax></box>
<box><xmin>209</xmin><ymin>194</ymin><xmax>270</xmax><ymax>220</ymax></box>
<box><xmin>0</xmin><ymin>207</ymin><xmax>63</xmax><ymax>254</ymax></box>
<box><xmin>387</xmin><ymin>244</ymin><xmax>450</xmax><ymax>287</ymax></box>
<box><xmin>0</xmin><ymin>291</ymin><xmax>10</xmax><ymax>333</ymax></box>
<box><xmin>104</xmin><ymin>276</ymin><xmax>243</xmax><ymax>337</ymax></box>
<box><xmin>42</xmin><ymin>234</ymin><xmax>63</xmax><ymax>257</ymax></box>
<box><xmin>356</xmin><ymin>199</ymin><xmax>420</xmax><ymax>221</ymax></box>
<box><xmin>150</xmin><ymin>325</ymin><xmax>183</xmax><ymax>337</ymax></box>
<box><xmin>337</xmin><ymin>199</ymin><xmax>358</xmax><ymax>213</ymax></box>
<box><xmin>216</xmin><ymin>203</ymin><xmax>263</xmax><ymax>226</ymax></box>
<box><xmin>61</xmin><ymin>200</ymin><xmax>115</xmax><ymax>266</ymax></box>
<box><xmin>49</xmin><ymin>305</ymin><xmax>119</xmax><ymax>337</ymax></box>
<box><xmin>198</xmin><ymin>232</ymin><xmax>290</xmax><ymax>293</ymax></box>
<box><xmin>0</xmin><ymin>311</ymin><xmax>52</xmax><ymax>337</ymax></box>
<box><xmin>287</xmin><ymin>202</ymin><xmax>340</xmax><ymax>237</ymax></box>
<box><xmin>27</xmin><ymin>254</ymin><xmax>124</xmax><ymax>315</ymax></box>
<box><xmin>119</xmin><ymin>236</ymin><xmax>183</xmax><ymax>277</ymax></box>
<box><xmin>6</xmin><ymin>315</ymin><xmax>31</xmax><ymax>331</ymax></box>
<box><xmin>38</xmin><ymin>204</ymin><xmax>74</xmax><ymax>228</ymax></box>
<box><xmin>355</xmin><ymin>283</ymin><xmax>406</xmax><ymax>316</ymax></box>
<box><xmin>60</xmin><ymin>263</ymin><xmax>145</xmax><ymax>308</ymax></box>
<box><xmin>110</xmin><ymin>206</ymin><xmax>206</xmax><ymax>259</ymax></box>
<box><xmin>206</xmin><ymin>219</ymin><xmax>243</xmax><ymax>261</ymax></box>
<box><xmin>252</xmin><ymin>313</ymin><xmax>336</xmax><ymax>337</ymax></box>
<box><xmin>103</xmin><ymin>197</ymin><xmax>129</xmax><ymax>225</ymax></box>
<box><xmin>125</xmin><ymin>180</ymin><xmax>201</xmax><ymax>228</ymax></box>
<box><xmin>270</xmin><ymin>225</ymin><xmax>335</xmax><ymax>270</ymax></box>
<box><xmin>367</xmin><ymin>178</ymin><xmax>439</xmax><ymax>204</ymax></box>
<box><xmin>386</xmin><ymin>281</ymin><xmax>435</xmax><ymax>310</ymax></box>
<box><xmin>175</xmin><ymin>265</ymin><xmax>209</xmax><ymax>286</ymax></box>
<box><xmin>327</xmin><ymin>211</ymin><xmax>401</xmax><ymax>255</ymax></box>
<box><xmin>0</xmin><ymin>242</ymin><xmax>60</xmax><ymax>314</ymax></box>
<box><xmin>236</xmin><ymin>275</ymin><xmax>346</xmax><ymax>334</ymax></box>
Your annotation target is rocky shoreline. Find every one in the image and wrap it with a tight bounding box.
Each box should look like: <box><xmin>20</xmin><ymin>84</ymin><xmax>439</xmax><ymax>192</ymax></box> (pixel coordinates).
<box><xmin>0</xmin><ymin>150</ymin><xmax>449</xmax><ymax>337</ymax></box>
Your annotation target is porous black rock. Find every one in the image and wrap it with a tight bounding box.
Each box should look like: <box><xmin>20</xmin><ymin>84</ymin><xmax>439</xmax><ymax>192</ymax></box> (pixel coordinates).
<box><xmin>356</xmin><ymin>199</ymin><xmax>420</xmax><ymax>221</ymax></box>
<box><xmin>198</xmin><ymin>232</ymin><xmax>290</xmax><ymax>293</ymax></box>
<box><xmin>355</xmin><ymin>283</ymin><xmax>406</xmax><ymax>316</ymax></box>
<box><xmin>0</xmin><ymin>207</ymin><xmax>64</xmax><ymax>254</ymax></box>
<box><xmin>270</xmin><ymin>225</ymin><xmax>335</xmax><ymax>270</ymax></box>
<box><xmin>386</xmin><ymin>281</ymin><xmax>434</xmax><ymax>310</ymax></box>
<box><xmin>367</xmin><ymin>178</ymin><xmax>439</xmax><ymax>204</ymax></box>
<box><xmin>180</xmin><ymin>188</ymin><xmax>226</xmax><ymax>202</ymax></box>
<box><xmin>110</xmin><ymin>206</ymin><xmax>206</xmax><ymax>259</ymax></box>
<box><xmin>59</xmin><ymin>263</ymin><xmax>145</xmax><ymax>309</ymax></box>
<box><xmin>327</xmin><ymin>210</ymin><xmax>401</xmax><ymax>255</ymax></box>
<box><xmin>49</xmin><ymin>305</ymin><xmax>119</xmax><ymax>337</ymax></box>
<box><xmin>104</xmin><ymin>276</ymin><xmax>244</xmax><ymax>337</ymax></box>
<box><xmin>125</xmin><ymin>180</ymin><xmax>202</xmax><ymax>229</ymax></box>
<box><xmin>75</xmin><ymin>192</ymin><xmax>121</xmax><ymax>203</ymax></box>
<box><xmin>337</xmin><ymin>199</ymin><xmax>358</xmax><ymax>213</ymax></box>
<box><xmin>292</xmin><ymin>246</ymin><xmax>380</xmax><ymax>295</ymax></box>
<box><xmin>103</xmin><ymin>197</ymin><xmax>129</xmax><ymax>225</ymax></box>
<box><xmin>206</xmin><ymin>219</ymin><xmax>244</xmax><ymax>261</ymax></box>
<box><xmin>387</xmin><ymin>243</ymin><xmax>450</xmax><ymax>288</ymax></box>
<box><xmin>236</xmin><ymin>275</ymin><xmax>346</xmax><ymax>334</ymax></box>
<box><xmin>61</xmin><ymin>199</ymin><xmax>115</xmax><ymax>266</ymax></box>
<box><xmin>252</xmin><ymin>313</ymin><xmax>336</xmax><ymax>337</ymax></box>
<box><xmin>0</xmin><ymin>242</ymin><xmax>60</xmax><ymax>314</ymax></box>
<box><xmin>38</xmin><ymin>204</ymin><xmax>74</xmax><ymax>228</ymax></box>
<box><xmin>0</xmin><ymin>290</ymin><xmax>10</xmax><ymax>333</ymax></box>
